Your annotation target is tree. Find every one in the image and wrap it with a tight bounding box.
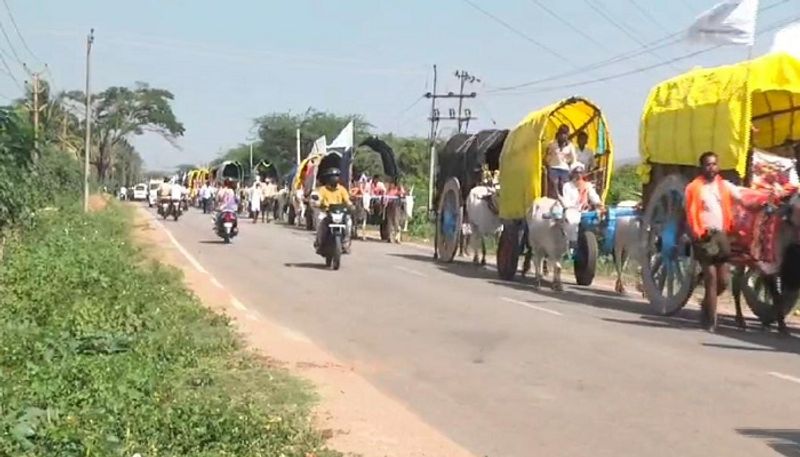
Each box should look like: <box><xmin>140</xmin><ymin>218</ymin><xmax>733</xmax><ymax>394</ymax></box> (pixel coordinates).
<box><xmin>220</xmin><ymin>109</ymin><xmax>371</xmax><ymax>176</ymax></box>
<box><xmin>111</xmin><ymin>139</ymin><xmax>143</xmax><ymax>187</ymax></box>
<box><xmin>606</xmin><ymin>164</ymin><xmax>642</xmax><ymax>204</ymax></box>
<box><xmin>67</xmin><ymin>82</ymin><xmax>184</xmax><ymax>182</ymax></box>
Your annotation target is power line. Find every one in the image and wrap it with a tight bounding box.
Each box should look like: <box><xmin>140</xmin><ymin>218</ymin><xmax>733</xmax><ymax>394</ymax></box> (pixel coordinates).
<box><xmin>0</xmin><ymin>11</ymin><xmax>22</xmax><ymax>66</ymax></box>
<box><xmin>626</xmin><ymin>0</ymin><xmax>671</xmax><ymax>35</ymax></box>
<box><xmin>460</xmin><ymin>0</ymin><xmax>577</xmax><ymax>67</ymax></box>
<box><xmin>583</xmin><ymin>0</ymin><xmax>675</xmax><ymax>68</ymax></box>
<box><xmin>491</xmin><ymin>14</ymin><xmax>800</xmax><ymax>96</ymax></box>
<box><xmin>529</xmin><ymin>0</ymin><xmax>612</xmax><ymax>53</ymax></box>
<box><xmin>2</xmin><ymin>0</ymin><xmax>40</xmax><ymax>62</ymax></box>
<box><xmin>488</xmin><ymin>0</ymin><xmax>791</xmax><ymax>93</ymax></box>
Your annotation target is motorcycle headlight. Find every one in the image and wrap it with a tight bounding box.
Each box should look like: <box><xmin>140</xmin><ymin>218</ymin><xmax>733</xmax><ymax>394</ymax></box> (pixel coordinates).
<box><xmin>331</xmin><ymin>213</ymin><xmax>344</xmax><ymax>223</ymax></box>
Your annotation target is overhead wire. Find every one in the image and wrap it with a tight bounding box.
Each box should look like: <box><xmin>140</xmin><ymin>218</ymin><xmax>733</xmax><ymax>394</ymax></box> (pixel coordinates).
<box><xmin>528</xmin><ymin>0</ymin><xmax>613</xmax><ymax>53</ymax></box>
<box><xmin>0</xmin><ymin>11</ymin><xmax>22</xmax><ymax>66</ymax></box>
<box><xmin>489</xmin><ymin>14</ymin><xmax>800</xmax><ymax>97</ymax></box>
<box><xmin>460</xmin><ymin>0</ymin><xmax>579</xmax><ymax>67</ymax></box>
<box><xmin>583</xmin><ymin>0</ymin><xmax>678</xmax><ymax>70</ymax></box>
<box><xmin>2</xmin><ymin>0</ymin><xmax>40</xmax><ymax>63</ymax></box>
<box><xmin>626</xmin><ymin>0</ymin><xmax>671</xmax><ymax>35</ymax></box>
<box><xmin>488</xmin><ymin>0</ymin><xmax>792</xmax><ymax>93</ymax></box>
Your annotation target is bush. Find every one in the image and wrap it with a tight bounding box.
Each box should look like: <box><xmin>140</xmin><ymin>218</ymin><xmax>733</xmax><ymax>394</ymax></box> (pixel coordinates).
<box><xmin>0</xmin><ymin>205</ymin><xmax>338</xmax><ymax>456</ymax></box>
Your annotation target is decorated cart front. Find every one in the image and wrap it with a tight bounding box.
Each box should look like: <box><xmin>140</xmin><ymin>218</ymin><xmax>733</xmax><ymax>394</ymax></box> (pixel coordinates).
<box><xmin>639</xmin><ymin>52</ymin><xmax>800</xmax><ymax>319</ymax></box>
<box><xmin>214</xmin><ymin>161</ymin><xmax>244</xmax><ymax>187</ymax></box>
<box><xmin>253</xmin><ymin>160</ymin><xmax>279</xmax><ymax>182</ymax></box>
<box><xmin>496</xmin><ymin>97</ymin><xmax>614</xmax><ymax>280</ymax></box>
<box><xmin>434</xmin><ymin>129</ymin><xmax>508</xmax><ymax>262</ymax></box>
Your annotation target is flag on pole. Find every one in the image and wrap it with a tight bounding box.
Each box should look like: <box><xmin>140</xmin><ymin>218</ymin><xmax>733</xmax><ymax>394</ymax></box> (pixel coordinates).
<box><xmin>328</xmin><ymin>121</ymin><xmax>355</xmax><ymax>186</ymax></box>
<box><xmin>687</xmin><ymin>0</ymin><xmax>759</xmax><ymax>46</ymax></box>
<box><xmin>770</xmin><ymin>22</ymin><xmax>800</xmax><ymax>60</ymax></box>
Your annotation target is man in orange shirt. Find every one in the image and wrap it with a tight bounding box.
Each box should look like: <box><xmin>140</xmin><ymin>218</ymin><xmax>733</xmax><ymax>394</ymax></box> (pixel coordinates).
<box><xmin>685</xmin><ymin>151</ymin><xmax>746</xmax><ymax>332</ymax></box>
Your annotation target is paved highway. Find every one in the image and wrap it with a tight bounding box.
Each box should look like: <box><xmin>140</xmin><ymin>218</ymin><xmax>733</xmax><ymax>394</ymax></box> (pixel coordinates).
<box><xmin>156</xmin><ymin>206</ymin><xmax>800</xmax><ymax>457</ymax></box>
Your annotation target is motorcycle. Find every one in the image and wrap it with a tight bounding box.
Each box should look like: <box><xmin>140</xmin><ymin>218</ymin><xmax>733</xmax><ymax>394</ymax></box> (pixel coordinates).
<box><xmin>215</xmin><ymin>210</ymin><xmax>239</xmax><ymax>243</ymax></box>
<box><xmin>157</xmin><ymin>199</ymin><xmax>182</xmax><ymax>221</ymax></box>
<box><xmin>318</xmin><ymin>204</ymin><xmax>349</xmax><ymax>270</ymax></box>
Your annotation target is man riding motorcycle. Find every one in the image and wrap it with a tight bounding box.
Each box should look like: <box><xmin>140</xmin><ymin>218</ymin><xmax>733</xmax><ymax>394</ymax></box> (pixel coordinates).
<box><xmin>315</xmin><ymin>168</ymin><xmax>353</xmax><ymax>254</ymax></box>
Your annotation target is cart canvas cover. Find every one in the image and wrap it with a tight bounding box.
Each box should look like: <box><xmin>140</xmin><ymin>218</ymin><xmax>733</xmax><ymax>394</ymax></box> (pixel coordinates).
<box><xmin>499</xmin><ymin>98</ymin><xmax>613</xmax><ymax>219</ymax></box>
<box><xmin>639</xmin><ymin>52</ymin><xmax>800</xmax><ymax>182</ymax></box>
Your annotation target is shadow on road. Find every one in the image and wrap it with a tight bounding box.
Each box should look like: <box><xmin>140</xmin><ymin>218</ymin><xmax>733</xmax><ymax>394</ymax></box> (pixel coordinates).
<box><xmin>392</xmin><ymin>252</ymin><xmax>800</xmax><ymax>355</ymax></box>
<box><xmin>199</xmin><ymin>240</ymin><xmax>227</xmax><ymax>245</ymax></box>
<box><xmin>283</xmin><ymin>262</ymin><xmax>329</xmax><ymax>270</ymax></box>
<box><xmin>737</xmin><ymin>428</ymin><xmax>800</xmax><ymax>457</ymax></box>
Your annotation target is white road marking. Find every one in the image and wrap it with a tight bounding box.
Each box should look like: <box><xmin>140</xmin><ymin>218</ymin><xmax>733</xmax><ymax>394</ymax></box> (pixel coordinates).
<box><xmin>501</xmin><ymin>296</ymin><xmax>563</xmax><ymax>316</ymax></box>
<box><xmin>231</xmin><ymin>297</ymin><xmax>248</xmax><ymax>311</ymax></box>
<box><xmin>395</xmin><ymin>265</ymin><xmax>426</xmax><ymax>278</ymax></box>
<box><xmin>209</xmin><ymin>276</ymin><xmax>224</xmax><ymax>289</ymax></box>
<box><xmin>768</xmin><ymin>371</ymin><xmax>800</xmax><ymax>385</ymax></box>
<box><xmin>151</xmin><ymin>216</ymin><xmax>208</xmax><ymax>274</ymax></box>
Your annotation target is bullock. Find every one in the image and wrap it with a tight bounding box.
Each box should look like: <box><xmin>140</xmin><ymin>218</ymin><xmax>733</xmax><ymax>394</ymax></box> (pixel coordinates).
<box><xmin>351</xmin><ymin>193</ymin><xmax>372</xmax><ymax>240</ymax></box>
<box><xmin>290</xmin><ymin>189</ymin><xmax>306</xmax><ymax>227</ymax></box>
<box><xmin>384</xmin><ymin>192</ymin><xmax>414</xmax><ymax>244</ymax></box>
<box><xmin>525</xmin><ymin>197</ymin><xmax>582</xmax><ymax>291</ymax></box>
<box><xmin>465</xmin><ymin>185</ymin><xmax>501</xmax><ymax>265</ymax></box>
<box><xmin>612</xmin><ymin>200</ymin><xmax>644</xmax><ymax>295</ymax></box>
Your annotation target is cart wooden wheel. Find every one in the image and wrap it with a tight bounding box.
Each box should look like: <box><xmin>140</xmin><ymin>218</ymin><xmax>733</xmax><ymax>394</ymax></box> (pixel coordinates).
<box><xmin>574</xmin><ymin>228</ymin><xmax>598</xmax><ymax>286</ymax></box>
<box><xmin>436</xmin><ymin>177</ymin><xmax>463</xmax><ymax>263</ymax></box>
<box><xmin>497</xmin><ymin>221</ymin><xmax>525</xmax><ymax>281</ymax></box>
<box><xmin>640</xmin><ymin>174</ymin><xmax>698</xmax><ymax>315</ymax></box>
<box><xmin>740</xmin><ymin>266</ymin><xmax>800</xmax><ymax>324</ymax></box>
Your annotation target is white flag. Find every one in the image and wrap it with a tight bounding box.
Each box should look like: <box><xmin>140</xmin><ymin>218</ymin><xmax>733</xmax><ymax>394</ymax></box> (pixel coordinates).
<box><xmin>328</xmin><ymin>121</ymin><xmax>354</xmax><ymax>152</ymax></box>
<box><xmin>309</xmin><ymin>135</ymin><xmax>327</xmax><ymax>157</ymax></box>
<box><xmin>687</xmin><ymin>0</ymin><xmax>759</xmax><ymax>46</ymax></box>
<box><xmin>770</xmin><ymin>22</ymin><xmax>800</xmax><ymax>60</ymax></box>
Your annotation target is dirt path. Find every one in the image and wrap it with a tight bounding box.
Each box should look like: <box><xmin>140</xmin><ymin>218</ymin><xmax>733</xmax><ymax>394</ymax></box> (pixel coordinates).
<box><xmin>131</xmin><ymin>206</ymin><xmax>475</xmax><ymax>457</ymax></box>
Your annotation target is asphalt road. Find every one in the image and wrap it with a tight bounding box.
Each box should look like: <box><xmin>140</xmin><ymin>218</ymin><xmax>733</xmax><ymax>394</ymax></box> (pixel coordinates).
<box><xmin>153</xmin><ymin>206</ymin><xmax>800</xmax><ymax>457</ymax></box>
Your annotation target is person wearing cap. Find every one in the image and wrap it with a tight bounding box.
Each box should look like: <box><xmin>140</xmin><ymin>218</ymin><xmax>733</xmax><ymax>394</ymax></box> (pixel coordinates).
<box><xmin>315</xmin><ymin>167</ymin><xmax>353</xmax><ymax>251</ymax></box>
<box><xmin>561</xmin><ymin>163</ymin><xmax>602</xmax><ymax>211</ymax></box>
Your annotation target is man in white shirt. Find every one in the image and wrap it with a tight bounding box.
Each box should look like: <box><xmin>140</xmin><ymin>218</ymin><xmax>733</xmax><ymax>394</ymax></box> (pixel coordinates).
<box><xmin>575</xmin><ymin>131</ymin><xmax>595</xmax><ymax>173</ymax></box>
<box><xmin>546</xmin><ymin>124</ymin><xmax>576</xmax><ymax>198</ymax></box>
<box><xmin>561</xmin><ymin>163</ymin><xmax>602</xmax><ymax>211</ymax></box>
<box><xmin>200</xmin><ymin>181</ymin><xmax>212</xmax><ymax>214</ymax></box>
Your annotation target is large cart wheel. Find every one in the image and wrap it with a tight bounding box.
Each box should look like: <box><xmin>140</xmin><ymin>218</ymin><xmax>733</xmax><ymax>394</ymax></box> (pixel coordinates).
<box><xmin>640</xmin><ymin>174</ymin><xmax>698</xmax><ymax>315</ymax></box>
<box><xmin>741</xmin><ymin>267</ymin><xmax>800</xmax><ymax>324</ymax></box>
<box><xmin>497</xmin><ymin>221</ymin><xmax>525</xmax><ymax>281</ymax></box>
<box><xmin>436</xmin><ymin>177</ymin><xmax>463</xmax><ymax>263</ymax></box>
<box><xmin>574</xmin><ymin>229</ymin><xmax>598</xmax><ymax>286</ymax></box>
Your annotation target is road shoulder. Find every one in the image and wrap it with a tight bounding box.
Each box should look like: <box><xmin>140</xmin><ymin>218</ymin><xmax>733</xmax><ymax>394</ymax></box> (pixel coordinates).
<box><xmin>131</xmin><ymin>205</ymin><xmax>475</xmax><ymax>457</ymax></box>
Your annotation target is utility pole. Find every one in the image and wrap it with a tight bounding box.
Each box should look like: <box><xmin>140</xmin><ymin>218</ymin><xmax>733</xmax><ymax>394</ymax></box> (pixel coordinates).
<box><xmin>249</xmin><ymin>143</ymin><xmax>254</xmax><ymax>181</ymax></box>
<box><xmin>23</xmin><ymin>65</ymin><xmax>46</xmax><ymax>152</ymax></box>
<box><xmin>83</xmin><ymin>29</ymin><xmax>94</xmax><ymax>213</ymax></box>
<box><xmin>454</xmin><ymin>70</ymin><xmax>480</xmax><ymax>133</ymax></box>
<box><xmin>423</xmin><ymin>66</ymin><xmax>480</xmax><ymax>210</ymax></box>
<box><xmin>296</xmin><ymin>128</ymin><xmax>301</xmax><ymax>166</ymax></box>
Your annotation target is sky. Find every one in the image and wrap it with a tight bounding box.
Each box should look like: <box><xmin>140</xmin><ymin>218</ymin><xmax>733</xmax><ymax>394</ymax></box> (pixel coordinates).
<box><xmin>4</xmin><ymin>0</ymin><xmax>800</xmax><ymax>170</ymax></box>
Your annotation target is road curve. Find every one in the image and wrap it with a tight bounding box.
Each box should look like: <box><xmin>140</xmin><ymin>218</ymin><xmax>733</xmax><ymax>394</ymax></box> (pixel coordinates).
<box><xmin>154</xmin><ymin>206</ymin><xmax>800</xmax><ymax>457</ymax></box>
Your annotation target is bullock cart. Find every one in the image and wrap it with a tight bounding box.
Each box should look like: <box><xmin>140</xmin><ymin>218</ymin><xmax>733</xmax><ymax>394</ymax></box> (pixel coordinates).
<box><xmin>434</xmin><ymin>129</ymin><xmax>508</xmax><ymax>262</ymax></box>
<box><xmin>639</xmin><ymin>53</ymin><xmax>800</xmax><ymax>322</ymax></box>
<box><xmin>495</xmin><ymin>97</ymin><xmax>614</xmax><ymax>282</ymax></box>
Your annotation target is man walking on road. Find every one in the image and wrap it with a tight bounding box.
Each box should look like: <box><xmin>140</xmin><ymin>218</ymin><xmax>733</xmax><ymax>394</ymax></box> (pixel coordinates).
<box><xmin>200</xmin><ymin>181</ymin><xmax>212</xmax><ymax>214</ymax></box>
<box><xmin>685</xmin><ymin>151</ymin><xmax>747</xmax><ymax>332</ymax></box>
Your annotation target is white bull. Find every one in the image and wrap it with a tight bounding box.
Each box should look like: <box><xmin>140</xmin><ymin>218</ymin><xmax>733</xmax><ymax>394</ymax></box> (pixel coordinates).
<box><xmin>612</xmin><ymin>200</ymin><xmax>644</xmax><ymax>295</ymax></box>
<box><xmin>290</xmin><ymin>189</ymin><xmax>306</xmax><ymax>227</ymax></box>
<box><xmin>275</xmin><ymin>187</ymin><xmax>290</xmax><ymax>222</ymax></box>
<box><xmin>526</xmin><ymin>197</ymin><xmax>582</xmax><ymax>291</ymax></box>
<box><xmin>465</xmin><ymin>185</ymin><xmax>501</xmax><ymax>265</ymax></box>
<box><xmin>385</xmin><ymin>191</ymin><xmax>414</xmax><ymax>244</ymax></box>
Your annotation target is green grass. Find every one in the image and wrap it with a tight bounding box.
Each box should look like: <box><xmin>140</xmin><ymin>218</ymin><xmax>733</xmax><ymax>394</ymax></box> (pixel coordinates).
<box><xmin>0</xmin><ymin>204</ymin><xmax>339</xmax><ymax>456</ymax></box>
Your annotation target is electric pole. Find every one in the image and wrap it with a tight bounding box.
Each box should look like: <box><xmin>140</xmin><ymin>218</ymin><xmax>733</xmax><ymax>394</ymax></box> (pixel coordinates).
<box><xmin>249</xmin><ymin>142</ymin><xmax>254</xmax><ymax>181</ymax></box>
<box><xmin>83</xmin><ymin>29</ymin><xmax>94</xmax><ymax>213</ymax></box>
<box><xmin>423</xmin><ymin>66</ymin><xmax>480</xmax><ymax>210</ymax></box>
<box><xmin>23</xmin><ymin>65</ymin><xmax>46</xmax><ymax>152</ymax></box>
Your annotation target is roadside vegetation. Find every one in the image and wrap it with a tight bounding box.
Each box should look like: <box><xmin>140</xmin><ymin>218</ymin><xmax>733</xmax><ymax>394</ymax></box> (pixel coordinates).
<box><xmin>0</xmin><ymin>85</ymin><xmax>340</xmax><ymax>455</ymax></box>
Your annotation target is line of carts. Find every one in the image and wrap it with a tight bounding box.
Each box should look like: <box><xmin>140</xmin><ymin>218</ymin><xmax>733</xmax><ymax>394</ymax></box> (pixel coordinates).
<box><xmin>432</xmin><ymin>52</ymin><xmax>800</xmax><ymax>323</ymax></box>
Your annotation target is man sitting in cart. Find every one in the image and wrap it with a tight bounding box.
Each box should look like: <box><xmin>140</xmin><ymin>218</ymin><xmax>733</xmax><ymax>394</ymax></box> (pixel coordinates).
<box><xmin>575</xmin><ymin>130</ymin><xmax>596</xmax><ymax>175</ymax></box>
<box><xmin>386</xmin><ymin>176</ymin><xmax>406</xmax><ymax>198</ymax></box>
<box><xmin>546</xmin><ymin>124</ymin><xmax>577</xmax><ymax>198</ymax></box>
<box><xmin>685</xmin><ymin>151</ymin><xmax>762</xmax><ymax>332</ymax></box>
<box><xmin>562</xmin><ymin>163</ymin><xmax>603</xmax><ymax>212</ymax></box>
<box><xmin>369</xmin><ymin>174</ymin><xmax>386</xmax><ymax>197</ymax></box>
